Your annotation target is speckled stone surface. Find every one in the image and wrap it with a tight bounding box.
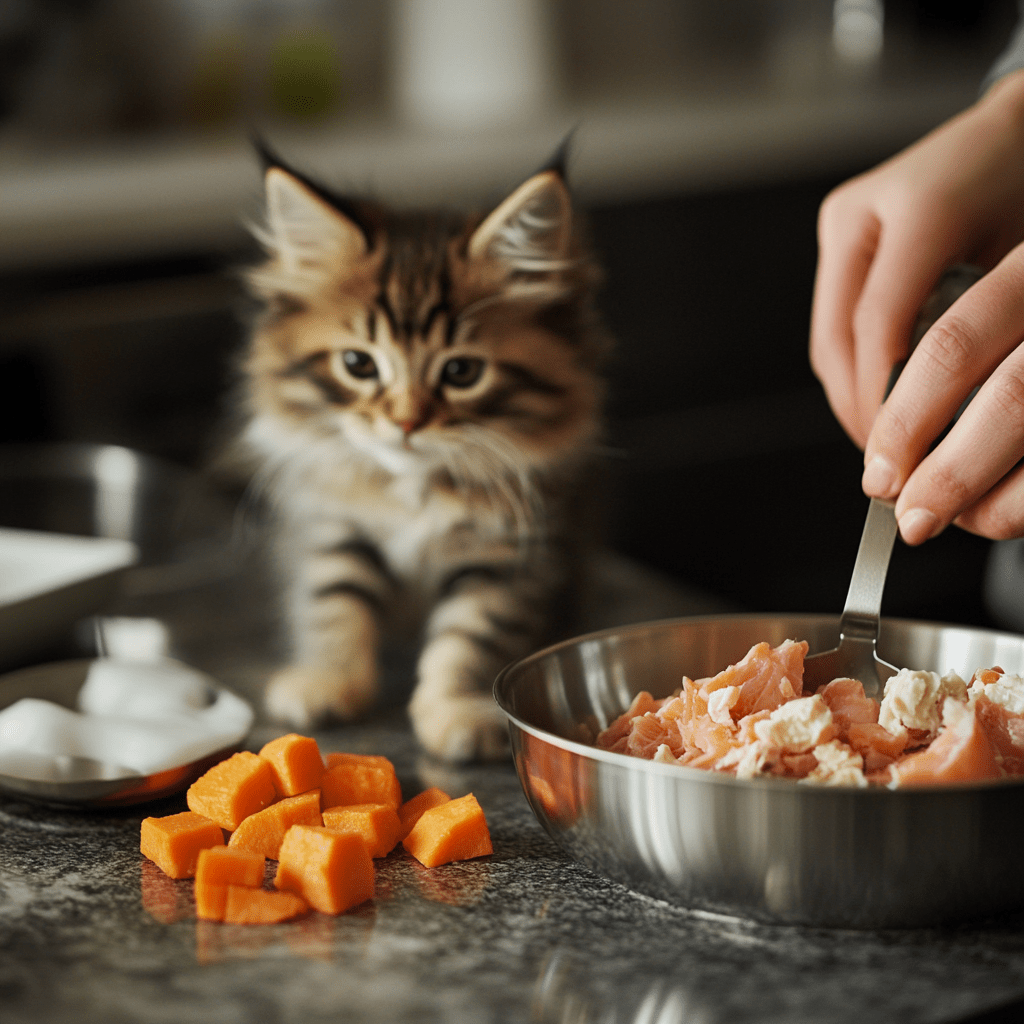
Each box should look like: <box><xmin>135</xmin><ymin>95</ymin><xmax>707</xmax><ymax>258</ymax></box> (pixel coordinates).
<box><xmin>4</xmin><ymin>551</ymin><xmax>1024</xmax><ymax>1024</ymax></box>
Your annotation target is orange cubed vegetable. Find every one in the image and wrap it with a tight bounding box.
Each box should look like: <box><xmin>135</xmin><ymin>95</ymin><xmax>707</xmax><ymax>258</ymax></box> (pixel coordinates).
<box><xmin>187</xmin><ymin>751</ymin><xmax>278</xmax><ymax>830</ymax></box>
<box><xmin>258</xmin><ymin>733</ymin><xmax>325</xmax><ymax>796</ymax></box>
<box><xmin>195</xmin><ymin>846</ymin><xmax>266</xmax><ymax>921</ymax></box>
<box><xmin>140</xmin><ymin>810</ymin><xmax>224</xmax><ymax>879</ymax></box>
<box><xmin>397</xmin><ymin>787</ymin><xmax>451</xmax><ymax>839</ymax></box>
<box><xmin>321</xmin><ymin>753</ymin><xmax>401</xmax><ymax>809</ymax></box>
<box><xmin>275</xmin><ymin>824</ymin><xmax>374</xmax><ymax>915</ymax></box>
<box><xmin>322</xmin><ymin>803</ymin><xmax>402</xmax><ymax>858</ymax></box>
<box><xmin>402</xmin><ymin>793</ymin><xmax>492</xmax><ymax>868</ymax></box>
<box><xmin>228</xmin><ymin>790</ymin><xmax>323</xmax><ymax>859</ymax></box>
<box><xmin>223</xmin><ymin>885</ymin><xmax>308</xmax><ymax>925</ymax></box>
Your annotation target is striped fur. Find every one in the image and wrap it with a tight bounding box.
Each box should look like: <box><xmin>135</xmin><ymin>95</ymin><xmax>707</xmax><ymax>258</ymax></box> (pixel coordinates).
<box><xmin>236</xmin><ymin>153</ymin><xmax>610</xmax><ymax>761</ymax></box>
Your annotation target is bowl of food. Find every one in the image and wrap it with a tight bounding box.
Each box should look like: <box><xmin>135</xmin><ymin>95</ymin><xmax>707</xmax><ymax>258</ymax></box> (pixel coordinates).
<box><xmin>494</xmin><ymin>613</ymin><xmax>1024</xmax><ymax>929</ymax></box>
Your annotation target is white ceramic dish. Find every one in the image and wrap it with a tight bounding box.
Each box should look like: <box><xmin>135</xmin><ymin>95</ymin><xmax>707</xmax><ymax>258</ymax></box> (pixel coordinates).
<box><xmin>0</xmin><ymin>527</ymin><xmax>138</xmax><ymax>667</ymax></box>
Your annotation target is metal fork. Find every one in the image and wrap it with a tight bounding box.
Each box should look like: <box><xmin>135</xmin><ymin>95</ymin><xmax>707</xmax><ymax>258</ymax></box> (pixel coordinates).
<box><xmin>802</xmin><ymin>264</ymin><xmax>985</xmax><ymax>698</ymax></box>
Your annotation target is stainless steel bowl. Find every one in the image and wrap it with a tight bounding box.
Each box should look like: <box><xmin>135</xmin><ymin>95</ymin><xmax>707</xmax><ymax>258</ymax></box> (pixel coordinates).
<box><xmin>494</xmin><ymin>613</ymin><xmax>1024</xmax><ymax>929</ymax></box>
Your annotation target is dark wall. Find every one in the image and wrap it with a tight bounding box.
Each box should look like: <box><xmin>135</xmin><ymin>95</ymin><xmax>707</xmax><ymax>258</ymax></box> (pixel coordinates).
<box><xmin>588</xmin><ymin>176</ymin><xmax>996</xmax><ymax>627</ymax></box>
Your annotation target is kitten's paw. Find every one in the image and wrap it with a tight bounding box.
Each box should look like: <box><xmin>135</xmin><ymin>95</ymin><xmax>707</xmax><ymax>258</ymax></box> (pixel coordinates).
<box><xmin>264</xmin><ymin>662</ymin><xmax>378</xmax><ymax>728</ymax></box>
<box><xmin>410</xmin><ymin>693</ymin><xmax>510</xmax><ymax>763</ymax></box>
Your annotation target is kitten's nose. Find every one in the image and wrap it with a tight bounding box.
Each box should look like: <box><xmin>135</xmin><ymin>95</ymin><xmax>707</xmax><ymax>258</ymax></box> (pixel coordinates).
<box><xmin>389</xmin><ymin>390</ymin><xmax>430</xmax><ymax>435</ymax></box>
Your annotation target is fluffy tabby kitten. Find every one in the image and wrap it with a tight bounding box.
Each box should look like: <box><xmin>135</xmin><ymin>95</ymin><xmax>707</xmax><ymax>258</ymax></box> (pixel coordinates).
<box><xmin>235</xmin><ymin>145</ymin><xmax>610</xmax><ymax>761</ymax></box>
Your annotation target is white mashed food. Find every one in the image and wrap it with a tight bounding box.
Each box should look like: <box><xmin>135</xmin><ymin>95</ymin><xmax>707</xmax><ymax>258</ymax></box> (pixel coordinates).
<box><xmin>0</xmin><ymin>658</ymin><xmax>253</xmax><ymax>776</ymax></box>
<box><xmin>878</xmin><ymin>668</ymin><xmax>967</xmax><ymax>737</ymax></box>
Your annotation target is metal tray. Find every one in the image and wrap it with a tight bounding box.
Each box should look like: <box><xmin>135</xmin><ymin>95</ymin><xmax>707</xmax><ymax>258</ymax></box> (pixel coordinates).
<box><xmin>0</xmin><ymin>659</ymin><xmax>246</xmax><ymax>807</ymax></box>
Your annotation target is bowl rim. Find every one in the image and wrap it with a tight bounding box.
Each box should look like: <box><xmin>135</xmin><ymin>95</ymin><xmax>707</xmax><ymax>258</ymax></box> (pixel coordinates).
<box><xmin>493</xmin><ymin>611</ymin><xmax>1024</xmax><ymax>797</ymax></box>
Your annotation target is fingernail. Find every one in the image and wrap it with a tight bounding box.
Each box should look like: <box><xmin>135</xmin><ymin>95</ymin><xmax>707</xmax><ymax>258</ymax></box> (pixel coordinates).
<box><xmin>898</xmin><ymin>507</ymin><xmax>941</xmax><ymax>546</ymax></box>
<box><xmin>862</xmin><ymin>456</ymin><xmax>897</xmax><ymax>497</ymax></box>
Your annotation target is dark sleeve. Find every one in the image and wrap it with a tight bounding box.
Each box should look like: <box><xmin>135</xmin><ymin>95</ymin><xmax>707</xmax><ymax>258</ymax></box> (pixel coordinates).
<box><xmin>980</xmin><ymin>1</ymin><xmax>1024</xmax><ymax>93</ymax></box>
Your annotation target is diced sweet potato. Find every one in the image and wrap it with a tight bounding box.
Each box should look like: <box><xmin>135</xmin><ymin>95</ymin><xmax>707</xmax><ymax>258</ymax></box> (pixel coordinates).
<box><xmin>187</xmin><ymin>750</ymin><xmax>278</xmax><ymax>830</ymax></box>
<box><xmin>402</xmin><ymin>793</ymin><xmax>492</xmax><ymax>868</ymax></box>
<box><xmin>398</xmin><ymin>787</ymin><xmax>451</xmax><ymax>839</ymax></box>
<box><xmin>140</xmin><ymin>810</ymin><xmax>225</xmax><ymax>879</ymax></box>
<box><xmin>228</xmin><ymin>790</ymin><xmax>323</xmax><ymax>859</ymax></box>
<box><xmin>322</xmin><ymin>803</ymin><xmax>401</xmax><ymax>858</ymax></box>
<box><xmin>195</xmin><ymin>846</ymin><xmax>266</xmax><ymax>921</ymax></box>
<box><xmin>321</xmin><ymin>753</ymin><xmax>401</xmax><ymax>810</ymax></box>
<box><xmin>223</xmin><ymin>885</ymin><xmax>308</xmax><ymax>925</ymax></box>
<box><xmin>258</xmin><ymin>733</ymin><xmax>325</xmax><ymax>797</ymax></box>
<box><xmin>275</xmin><ymin>824</ymin><xmax>375</xmax><ymax>915</ymax></box>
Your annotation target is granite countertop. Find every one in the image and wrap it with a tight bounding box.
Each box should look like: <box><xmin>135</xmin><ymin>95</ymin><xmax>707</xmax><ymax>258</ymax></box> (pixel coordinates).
<box><xmin>4</xmin><ymin>548</ymin><xmax>1024</xmax><ymax>1024</ymax></box>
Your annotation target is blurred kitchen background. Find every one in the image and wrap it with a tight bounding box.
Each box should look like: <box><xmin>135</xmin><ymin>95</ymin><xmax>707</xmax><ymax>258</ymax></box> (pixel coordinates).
<box><xmin>0</xmin><ymin>0</ymin><xmax>1019</xmax><ymax>629</ymax></box>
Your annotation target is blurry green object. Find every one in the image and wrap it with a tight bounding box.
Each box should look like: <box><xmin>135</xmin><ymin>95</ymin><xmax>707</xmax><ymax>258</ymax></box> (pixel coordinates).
<box><xmin>269</xmin><ymin>28</ymin><xmax>341</xmax><ymax>119</ymax></box>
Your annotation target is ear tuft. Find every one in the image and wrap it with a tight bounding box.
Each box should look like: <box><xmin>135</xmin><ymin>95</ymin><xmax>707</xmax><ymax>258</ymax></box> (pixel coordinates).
<box><xmin>261</xmin><ymin>167</ymin><xmax>368</xmax><ymax>279</ymax></box>
<box><xmin>467</xmin><ymin>170</ymin><xmax>572</xmax><ymax>272</ymax></box>
<box><xmin>535</xmin><ymin>129</ymin><xmax>575</xmax><ymax>181</ymax></box>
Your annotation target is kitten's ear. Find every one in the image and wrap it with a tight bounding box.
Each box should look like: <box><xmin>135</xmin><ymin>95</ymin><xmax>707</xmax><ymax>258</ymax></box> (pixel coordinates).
<box><xmin>263</xmin><ymin>167</ymin><xmax>368</xmax><ymax>274</ymax></box>
<box><xmin>467</xmin><ymin>169</ymin><xmax>572</xmax><ymax>270</ymax></box>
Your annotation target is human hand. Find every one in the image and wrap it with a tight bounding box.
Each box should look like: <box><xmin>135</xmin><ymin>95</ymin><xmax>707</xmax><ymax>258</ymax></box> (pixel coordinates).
<box><xmin>809</xmin><ymin>69</ymin><xmax>1024</xmax><ymax>544</ymax></box>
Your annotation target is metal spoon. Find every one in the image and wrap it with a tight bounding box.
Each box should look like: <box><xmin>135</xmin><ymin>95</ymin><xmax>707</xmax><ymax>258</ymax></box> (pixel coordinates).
<box><xmin>803</xmin><ymin>264</ymin><xmax>985</xmax><ymax>698</ymax></box>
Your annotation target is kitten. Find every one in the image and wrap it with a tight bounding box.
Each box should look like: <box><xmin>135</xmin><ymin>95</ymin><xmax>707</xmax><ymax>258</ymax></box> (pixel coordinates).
<box><xmin>235</xmin><ymin>144</ymin><xmax>611</xmax><ymax>761</ymax></box>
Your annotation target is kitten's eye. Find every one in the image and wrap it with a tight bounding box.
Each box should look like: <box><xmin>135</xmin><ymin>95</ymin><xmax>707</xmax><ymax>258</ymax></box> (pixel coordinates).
<box><xmin>440</xmin><ymin>357</ymin><xmax>484</xmax><ymax>388</ymax></box>
<box><xmin>342</xmin><ymin>349</ymin><xmax>378</xmax><ymax>380</ymax></box>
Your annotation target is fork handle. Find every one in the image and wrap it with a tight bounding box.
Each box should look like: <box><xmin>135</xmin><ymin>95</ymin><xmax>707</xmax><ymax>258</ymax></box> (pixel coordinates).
<box><xmin>838</xmin><ymin>264</ymin><xmax>984</xmax><ymax>644</ymax></box>
<box><xmin>838</xmin><ymin>497</ymin><xmax>898</xmax><ymax>643</ymax></box>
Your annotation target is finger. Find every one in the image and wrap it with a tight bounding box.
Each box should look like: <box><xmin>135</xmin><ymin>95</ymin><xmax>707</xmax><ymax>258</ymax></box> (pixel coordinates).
<box><xmin>953</xmin><ymin>458</ymin><xmax>1024</xmax><ymax>541</ymax></box>
<box><xmin>809</xmin><ymin>190</ymin><xmax>880</xmax><ymax>447</ymax></box>
<box><xmin>850</xmin><ymin>213</ymin><xmax>964</xmax><ymax>442</ymax></box>
<box><xmin>865</xmin><ymin>251</ymin><xmax>1024</xmax><ymax>515</ymax></box>
<box><xmin>892</xmin><ymin>331</ymin><xmax>1024</xmax><ymax>545</ymax></box>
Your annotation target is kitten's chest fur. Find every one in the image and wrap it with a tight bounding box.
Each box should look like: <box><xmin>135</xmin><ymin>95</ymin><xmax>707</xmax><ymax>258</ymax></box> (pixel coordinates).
<box><xmin>275</xmin><ymin>458</ymin><xmax>567</xmax><ymax>628</ymax></box>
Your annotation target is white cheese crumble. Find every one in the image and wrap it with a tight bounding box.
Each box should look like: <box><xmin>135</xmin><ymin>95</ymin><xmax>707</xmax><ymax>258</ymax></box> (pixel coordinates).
<box><xmin>653</xmin><ymin>744</ymin><xmax>680</xmax><ymax>765</ymax></box>
<box><xmin>970</xmin><ymin>672</ymin><xmax>1024</xmax><ymax>715</ymax></box>
<box><xmin>800</xmin><ymin>740</ymin><xmax>867</xmax><ymax>788</ymax></box>
<box><xmin>878</xmin><ymin>668</ymin><xmax>967</xmax><ymax>736</ymax></box>
<box><xmin>753</xmin><ymin>694</ymin><xmax>835</xmax><ymax>754</ymax></box>
<box><xmin>716</xmin><ymin>741</ymin><xmax>767</xmax><ymax>780</ymax></box>
<box><xmin>706</xmin><ymin>685</ymin><xmax>740</xmax><ymax>726</ymax></box>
